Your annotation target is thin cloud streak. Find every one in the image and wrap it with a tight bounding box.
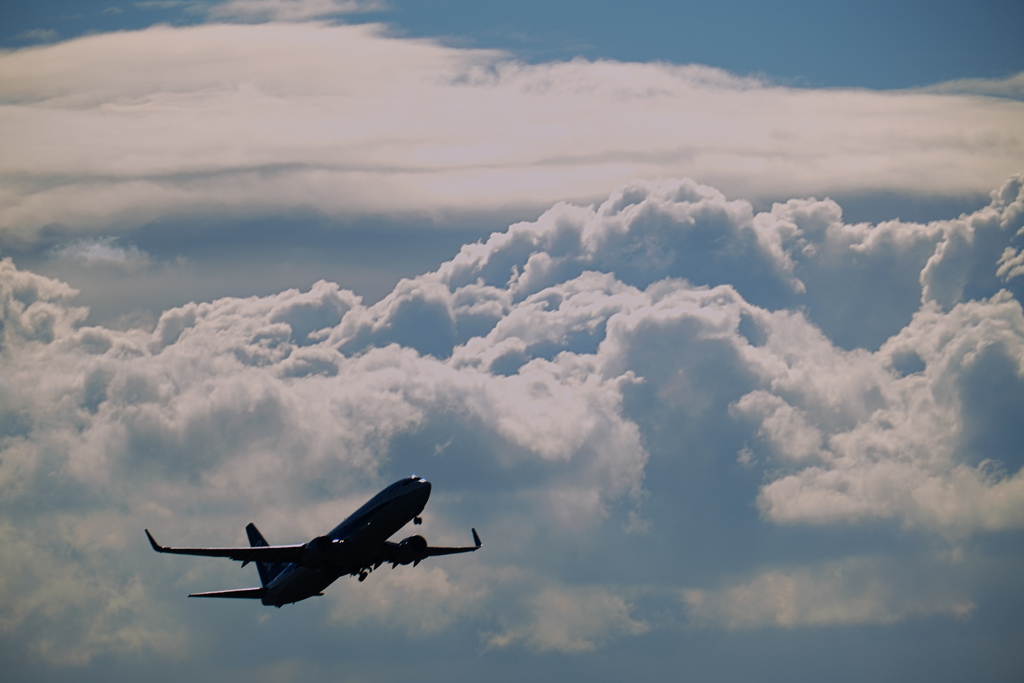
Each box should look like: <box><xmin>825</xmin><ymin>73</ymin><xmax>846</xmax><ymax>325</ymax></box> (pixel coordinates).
<box><xmin>209</xmin><ymin>1</ymin><xmax>385</xmax><ymax>22</ymax></box>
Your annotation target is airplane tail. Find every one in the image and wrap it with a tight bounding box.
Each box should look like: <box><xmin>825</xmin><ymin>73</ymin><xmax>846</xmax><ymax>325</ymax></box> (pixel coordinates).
<box><xmin>246</xmin><ymin>522</ymin><xmax>287</xmax><ymax>587</ymax></box>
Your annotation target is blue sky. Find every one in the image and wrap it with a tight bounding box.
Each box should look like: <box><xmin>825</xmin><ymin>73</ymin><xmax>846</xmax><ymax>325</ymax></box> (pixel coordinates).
<box><xmin>1</xmin><ymin>2</ymin><xmax>1023</xmax><ymax>681</ymax></box>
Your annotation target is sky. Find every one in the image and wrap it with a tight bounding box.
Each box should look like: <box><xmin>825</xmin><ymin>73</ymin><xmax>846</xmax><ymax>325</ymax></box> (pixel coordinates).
<box><xmin>1</xmin><ymin>1</ymin><xmax>1023</xmax><ymax>681</ymax></box>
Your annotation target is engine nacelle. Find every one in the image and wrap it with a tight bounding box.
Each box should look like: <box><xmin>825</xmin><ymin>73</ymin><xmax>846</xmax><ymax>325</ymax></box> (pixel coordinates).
<box><xmin>392</xmin><ymin>535</ymin><xmax>428</xmax><ymax>566</ymax></box>
<box><xmin>301</xmin><ymin>535</ymin><xmax>336</xmax><ymax>566</ymax></box>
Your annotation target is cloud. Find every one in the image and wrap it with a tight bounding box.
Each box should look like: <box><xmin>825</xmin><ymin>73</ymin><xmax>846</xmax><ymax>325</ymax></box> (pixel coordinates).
<box><xmin>682</xmin><ymin>556</ymin><xmax>975</xmax><ymax>630</ymax></box>
<box><xmin>0</xmin><ymin>257</ymin><xmax>84</xmax><ymax>344</ymax></box>
<box><xmin>752</xmin><ymin>291</ymin><xmax>1024</xmax><ymax>534</ymax></box>
<box><xmin>2</xmin><ymin>174</ymin><xmax>1023</xmax><ymax>668</ymax></box>
<box><xmin>922</xmin><ymin>72</ymin><xmax>1024</xmax><ymax>100</ymax></box>
<box><xmin>485</xmin><ymin>584</ymin><xmax>648</xmax><ymax>653</ymax></box>
<box><xmin>1</xmin><ymin>23</ymin><xmax>1022</xmax><ymax>245</ymax></box>
<box><xmin>326</xmin><ymin>564</ymin><xmax>490</xmax><ymax>637</ymax></box>
<box><xmin>208</xmin><ymin>0</ymin><xmax>384</xmax><ymax>22</ymax></box>
<box><xmin>0</xmin><ymin>516</ymin><xmax>190</xmax><ymax>665</ymax></box>
<box><xmin>49</xmin><ymin>237</ymin><xmax>151</xmax><ymax>271</ymax></box>
<box><xmin>12</xmin><ymin>28</ymin><xmax>59</xmax><ymax>44</ymax></box>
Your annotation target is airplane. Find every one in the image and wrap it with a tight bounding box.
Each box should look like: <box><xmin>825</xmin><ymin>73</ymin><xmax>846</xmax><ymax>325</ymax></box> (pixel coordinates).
<box><xmin>145</xmin><ymin>476</ymin><xmax>481</xmax><ymax>607</ymax></box>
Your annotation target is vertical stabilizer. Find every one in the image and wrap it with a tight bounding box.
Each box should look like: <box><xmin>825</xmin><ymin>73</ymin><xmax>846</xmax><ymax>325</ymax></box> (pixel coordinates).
<box><xmin>246</xmin><ymin>523</ymin><xmax>287</xmax><ymax>587</ymax></box>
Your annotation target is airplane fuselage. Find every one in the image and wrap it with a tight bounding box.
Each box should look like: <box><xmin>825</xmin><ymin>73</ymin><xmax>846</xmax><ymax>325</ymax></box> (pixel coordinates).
<box><xmin>261</xmin><ymin>476</ymin><xmax>431</xmax><ymax>606</ymax></box>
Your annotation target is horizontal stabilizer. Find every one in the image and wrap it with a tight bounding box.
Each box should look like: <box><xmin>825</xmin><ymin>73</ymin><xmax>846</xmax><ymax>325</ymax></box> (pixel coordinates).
<box><xmin>188</xmin><ymin>587</ymin><xmax>266</xmax><ymax>599</ymax></box>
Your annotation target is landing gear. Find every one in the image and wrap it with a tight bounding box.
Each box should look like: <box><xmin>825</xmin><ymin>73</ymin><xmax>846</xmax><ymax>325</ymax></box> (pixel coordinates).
<box><xmin>358</xmin><ymin>571</ymin><xmax>368</xmax><ymax>582</ymax></box>
<box><xmin>413</xmin><ymin>516</ymin><xmax>422</xmax><ymax>525</ymax></box>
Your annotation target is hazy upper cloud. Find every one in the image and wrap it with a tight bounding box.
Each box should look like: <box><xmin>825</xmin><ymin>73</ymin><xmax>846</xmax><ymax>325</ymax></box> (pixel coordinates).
<box><xmin>12</xmin><ymin>28</ymin><xmax>60</xmax><ymax>44</ymax></box>
<box><xmin>1</xmin><ymin>22</ymin><xmax>1022</xmax><ymax>246</ymax></box>
<box><xmin>2</xmin><ymin>175</ymin><xmax>1022</xmax><ymax>674</ymax></box>
<box><xmin>209</xmin><ymin>0</ymin><xmax>384</xmax><ymax>22</ymax></box>
<box><xmin>49</xmin><ymin>237</ymin><xmax>151</xmax><ymax>271</ymax></box>
<box><xmin>922</xmin><ymin>72</ymin><xmax>1024</xmax><ymax>100</ymax></box>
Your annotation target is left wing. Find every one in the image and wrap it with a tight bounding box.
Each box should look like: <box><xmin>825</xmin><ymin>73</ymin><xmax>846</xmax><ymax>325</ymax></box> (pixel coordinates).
<box><xmin>145</xmin><ymin>529</ymin><xmax>307</xmax><ymax>566</ymax></box>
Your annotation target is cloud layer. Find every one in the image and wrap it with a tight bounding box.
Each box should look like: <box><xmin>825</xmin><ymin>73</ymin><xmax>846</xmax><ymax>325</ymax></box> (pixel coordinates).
<box><xmin>2</xmin><ymin>173</ymin><xmax>1023</xmax><ymax>672</ymax></box>
<box><xmin>2</xmin><ymin>21</ymin><xmax>1023</xmax><ymax>245</ymax></box>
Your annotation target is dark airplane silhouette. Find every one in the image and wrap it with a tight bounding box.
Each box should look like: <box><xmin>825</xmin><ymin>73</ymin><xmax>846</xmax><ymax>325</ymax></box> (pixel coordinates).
<box><xmin>146</xmin><ymin>476</ymin><xmax>480</xmax><ymax>607</ymax></box>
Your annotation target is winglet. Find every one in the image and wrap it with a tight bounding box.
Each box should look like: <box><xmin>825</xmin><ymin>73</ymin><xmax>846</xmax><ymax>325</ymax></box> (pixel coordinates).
<box><xmin>472</xmin><ymin>528</ymin><xmax>482</xmax><ymax>548</ymax></box>
<box><xmin>145</xmin><ymin>529</ymin><xmax>165</xmax><ymax>553</ymax></box>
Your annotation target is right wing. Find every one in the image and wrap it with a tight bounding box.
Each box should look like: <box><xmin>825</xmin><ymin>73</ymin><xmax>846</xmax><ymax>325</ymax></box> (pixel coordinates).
<box><xmin>378</xmin><ymin>528</ymin><xmax>482</xmax><ymax>568</ymax></box>
<box><xmin>146</xmin><ymin>529</ymin><xmax>307</xmax><ymax>566</ymax></box>
<box><xmin>423</xmin><ymin>528</ymin><xmax>483</xmax><ymax>557</ymax></box>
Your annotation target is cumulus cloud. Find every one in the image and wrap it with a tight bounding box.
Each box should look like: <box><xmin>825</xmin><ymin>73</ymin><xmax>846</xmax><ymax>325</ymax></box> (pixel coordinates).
<box><xmin>2</xmin><ymin>175</ymin><xmax>1023</xmax><ymax>667</ymax></box>
<box><xmin>0</xmin><ymin>517</ymin><xmax>189</xmax><ymax>665</ymax></box>
<box><xmin>1</xmin><ymin>23</ymin><xmax>1022</xmax><ymax>244</ymax></box>
<box><xmin>485</xmin><ymin>584</ymin><xmax>648</xmax><ymax>653</ymax></box>
<box><xmin>754</xmin><ymin>293</ymin><xmax>1024</xmax><ymax>534</ymax></box>
<box><xmin>326</xmin><ymin>564</ymin><xmax>489</xmax><ymax>637</ymax></box>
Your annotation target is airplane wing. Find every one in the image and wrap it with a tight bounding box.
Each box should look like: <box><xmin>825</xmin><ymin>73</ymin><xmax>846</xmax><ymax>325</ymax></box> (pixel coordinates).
<box><xmin>146</xmin><ymin>529</ymin><xmax>307</xmax><ymax>566</ymax></box>
<box><xmin>423</xmin><ymin>528</ymin><xmax>483</xmax><ymax>557</ymax></box>
<box><xmin>379</xmin><ymin>528</ymin><xmax>482</xmax><ymax>568</ymax></box>
<box><xmin>188</xmin><ymin>587</ymin><xmax>267</xmax><ymax>599</ymax></box>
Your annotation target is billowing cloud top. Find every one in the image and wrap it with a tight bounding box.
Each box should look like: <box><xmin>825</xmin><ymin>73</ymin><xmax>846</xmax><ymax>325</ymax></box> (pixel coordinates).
<box><xmin>1</xmin><ymin>21</ymin><xmax>1023</xmax><ymax>244</ymax></box>
<box><xmin>2</xmin><ymin>173</ymin><xmax>1022</xmax><ymax>670</ymax></box>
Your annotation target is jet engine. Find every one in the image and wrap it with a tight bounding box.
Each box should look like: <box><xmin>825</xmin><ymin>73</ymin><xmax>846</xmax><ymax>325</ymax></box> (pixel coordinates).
<box><xmin>391</xmin><ymin>535</ymin><xmax>428</xmax><ymax>566</ymax></box>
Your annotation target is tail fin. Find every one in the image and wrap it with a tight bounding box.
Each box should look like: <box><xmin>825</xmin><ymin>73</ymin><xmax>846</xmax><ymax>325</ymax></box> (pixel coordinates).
<box><xmin>246</xmin><ymin>523</ymin><xmax>287</xmax><ymax>587</ymax></box>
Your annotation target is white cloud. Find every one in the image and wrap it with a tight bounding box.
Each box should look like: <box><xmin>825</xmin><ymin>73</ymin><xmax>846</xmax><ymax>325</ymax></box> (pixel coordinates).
<box><xmin>2</xmin><ymin>174</ymin><xmax>1024</xmax><ymax>665</ymax></box>
<box><xmin>0</xmin><ymin>517</ymin><xmax>190</xmax><ymax>665</ymax></box>
<box><xmin>731</xmin><ymin>391</ymin><xmax>828</xmax><ymax>464</ymax></box>
<box><xmin>326</xmin><ymin>564</ymin><xmax>489</xmax><ymax>636</ymax></box>
<box><xmin>49</xmin><ymin>237</ymin><xmax>151</xmax><ymax>271</ymax></box>
<box><xmin>682</xmin><ymin>556</ymin><xmax>975</xmax><ymax>630</ymax></box>
<box><xmin>922</xmin><ymin>72</ymin><xmax>1024</xmax><ymax>100</ymax></box>
<box><xmin>919</xmin><ymin>174</ymin><xmax>1024</xmax><ymax>309</ymax></box>
<box><xmin>997</xmin><ymin>246</ymin><xmax>1024</xmax><ymax>281</ymax></box>
<box><xmin>485</xmin><ymin>584</ymin><xmax>648</xmax><ymax>653</ymax></box>
<box><xmin>752</xmin><ymin>292</ymin><xmax>1024</xmax><ymax>534</ymax></box>
<box><xmin>1</xmin><ymin>23</ymin><xmax>1022</xmax><ymax>243</ymax></box>
<box><xmin>0</xmin><ymin>257</ymin><xmax>85</xmax><ymax>344</ymax></box>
